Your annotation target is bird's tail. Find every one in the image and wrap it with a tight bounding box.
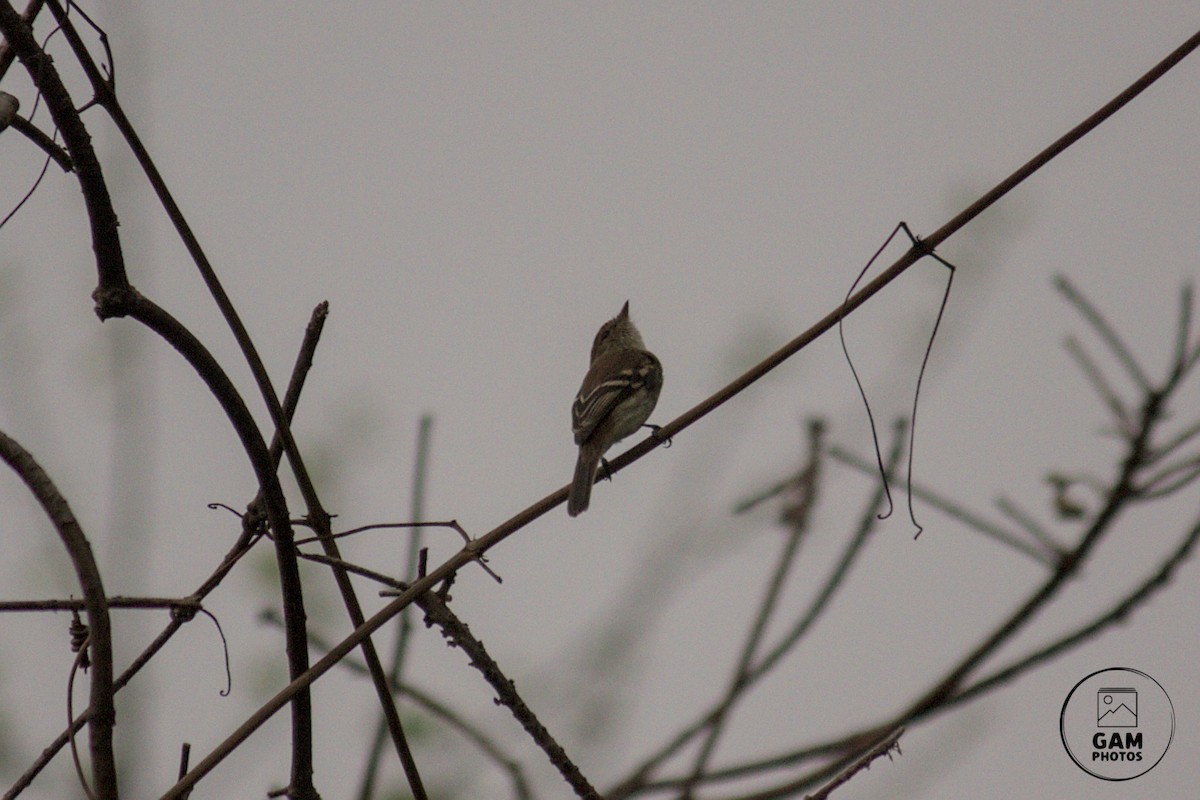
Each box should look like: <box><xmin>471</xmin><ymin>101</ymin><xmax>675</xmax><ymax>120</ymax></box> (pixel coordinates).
<box><xmin>568</xmin><ymin>446</ymin><xmax>599</xmax><ymax>517</ymax></box>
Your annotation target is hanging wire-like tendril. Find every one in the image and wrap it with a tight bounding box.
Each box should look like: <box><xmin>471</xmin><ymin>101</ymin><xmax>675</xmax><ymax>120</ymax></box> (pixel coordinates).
<box><xmin>66</xmin><ymin>633</ymin><xmax>97</xmax><ymax>800</ymax></box>
<box><xmin>840</xmin><ymin>222</ymin><xmax>956</xmax><ymax>538</ymax></box>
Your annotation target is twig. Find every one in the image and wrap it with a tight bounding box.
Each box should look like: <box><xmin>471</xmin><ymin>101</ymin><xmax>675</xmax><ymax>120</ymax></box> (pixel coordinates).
<box><xmin>993</xmin><ymin>496</ymin><xmax>1063</xmax><ymax>559</ymax></box>
<box><xmin>5</xmin><ymin>114</ymin><xmax>73</xmax><ymax>170</ymax></box>
<box><xmin>294</xmin><ymin>520</ymin><xmax>469</xmax><ymax>548</ymax></box>
<box><xmin>680</xmin><ymin>421</ymin><xmax>824</xmax><ymax>797</ymax></box>
<box><xmin>1150</xmin><ymin>418</ymin><xmax>1200</xmax><ymax>463</ymax></box>
<box><xmin>358</xmin><ymin>414</ymin><xmax>435</xmax><ymax>800</ymax></box>
<box><xmin>1137</xmin><ymin>454</ymin><xmax>1200</xmax><ymax>498</ymax></box>
<box><xmin>419</xmin><ymin>592</ymin><xmax>601</xmax><ymax>800</ymax></box>
<box><xmin>0</xmin><ymin>596</ymin><xmax>201</xmax><ymax>612</ymax></box>
<box><xmin>1062</xmin><ymin>335</ymin><xmax>1133</xmax><ymax>436</ymax></box>
<box><xmin>1055</xmin><ymin>275</ymin><xmax>1153</xmax><ymax>393</ymax></box>
<box><xmin>177</xmin><ymin>743</ymin><xmax>193</xmax><ymax>800</ymax></box>
<box><xmin>262</xmin><ymin>609</ymin><xmax>535</xmax><ymax>800</ymax></box>
<box><xmin>66</xmin><ymin>637</ymin><xmax>97</xmax><ymax>800</ymax></box>
<box><xmin>1172</xmin><ymin>283</ymin><xmax>1194</xmax><ymax>376</ymax></box>
<box><xmin>804</xmin><ymin>727</ymin><xmax>903</xmax><ymax>800</ymax></box>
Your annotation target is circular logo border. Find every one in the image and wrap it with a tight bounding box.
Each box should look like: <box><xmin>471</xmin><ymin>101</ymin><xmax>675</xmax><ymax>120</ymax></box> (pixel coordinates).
<box><xmin>1059</xmin><ymin>667</ymin><xmax>1174</xmax><ymax>781</ymax></box>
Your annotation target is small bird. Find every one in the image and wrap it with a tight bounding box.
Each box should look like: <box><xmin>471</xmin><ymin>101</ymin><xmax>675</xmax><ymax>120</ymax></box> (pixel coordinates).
<box><xmin>569</xmin><ymin>301</ymin><xmax>663</xmax><ymax>516</ymax></box>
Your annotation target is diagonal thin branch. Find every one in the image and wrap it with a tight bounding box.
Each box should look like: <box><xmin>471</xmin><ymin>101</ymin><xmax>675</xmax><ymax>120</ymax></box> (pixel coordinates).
<box><xmin>1063</xmin><ymin>335</ymin><xmax>1133</xmax><ymax>436</ymax></box>
<box><xmin>680</xmin><ymin>420</ymin><xmax>824</xmax><ymax>798</ymax></box>
<box><xmin>804</xmin><ymin>726</ymin><xmax>903</xmax><ymax>800</ymax></box>
<box><xmin>419</xmin><ymin>592</ymin><xmax>601</xmax><ymax>800</ymax></box>
<box><xmin>358</xmin><ymin>414</ymin><xmax>435</xmax><ymax>800</ymax></box>
<box><xmin>601</xmin><ymin>27</ymin><xmax>1200</xmax><ymax>495</ymax></box>
<box><xmin>1055</xmin><ymin>275</ymin><xmax>1153</xmax><ymax>393</ymax></box>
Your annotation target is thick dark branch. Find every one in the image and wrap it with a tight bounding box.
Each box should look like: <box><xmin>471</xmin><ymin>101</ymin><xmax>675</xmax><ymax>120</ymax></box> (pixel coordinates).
<box><xmin>0</xmin><ymin>0</ymin><xmax>43</xmax><ymax>80</ymax></box>
<box><xmin>0</xmin><ymin>1</ymin><xmax>126</xmax><ymax>289</ymax></box>
<box><xmin>0</xmin><ymin>432</ymin><xmax>117</xmax><ymax>800</ymax></box>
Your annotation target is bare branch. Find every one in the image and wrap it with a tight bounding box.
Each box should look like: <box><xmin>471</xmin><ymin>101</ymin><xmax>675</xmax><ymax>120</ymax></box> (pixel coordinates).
<box><xmin>359</xmin><ymin>414</ymin><xmax>436</xmax><ymax>800</ymax></box>
<box><xmin>0</xmin><ymin>432</ymin><xmax>117</xmax><ymax>799</ymax></box>
<box><xmin>804</xmin><ymin>726</ymin><xmax>903</xmax><ymax>800</ymax></box>
<box><xmin>419</xmin><ymin>592</ymin><xmax>601</xmax><ymax>800</ymax></box>
<box><xmin>0</xmin><ymin>596</ymin><xmax>201</xmax><ymax>613</ymax></box>
<box><xmin>0</xmin><ymin>0</ymin><xmax>44</xmax><ymax>80</ymax></box>
<box><xmin>1055</xmin><ymin>275</ymin><xmax>1153</xmax><ymax>393</ymax></box>
<box><xmin>993</xmin><ymin>496</ymin><xmax>1064</xmax><ymax>559</ymax></box>
<box><xmin>4</xmin><ymin>113</ymin><xmax>73</xmax><ymax>170</ymax></box>
<box><xmin>263</xmin><ymin>609</ymin><xmax>535</xmax><ymax>800</ymax></box>
<box><xmin>1063</xmin><ymin>335</ymin><xmax>1133</xmax><ymax>436</ymax></box>
<box><xmin>680</xmin><ymin>420</ymin><xmax>825</xmax><ymax>796</ymax></box>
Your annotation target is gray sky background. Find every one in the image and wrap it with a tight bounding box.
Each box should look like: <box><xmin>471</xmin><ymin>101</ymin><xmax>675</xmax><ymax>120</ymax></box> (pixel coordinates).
<box><xmin>1</xmin><ymin>3</ymin><xmax>1199</xmax><ymax>798</ymax></box>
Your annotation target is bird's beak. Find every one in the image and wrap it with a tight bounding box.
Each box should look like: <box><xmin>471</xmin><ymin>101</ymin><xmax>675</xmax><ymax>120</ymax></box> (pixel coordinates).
<box><xmin>619</xmin><ymin>300</ymin><xmax>630</xmax><ymax>318</ymax></box>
